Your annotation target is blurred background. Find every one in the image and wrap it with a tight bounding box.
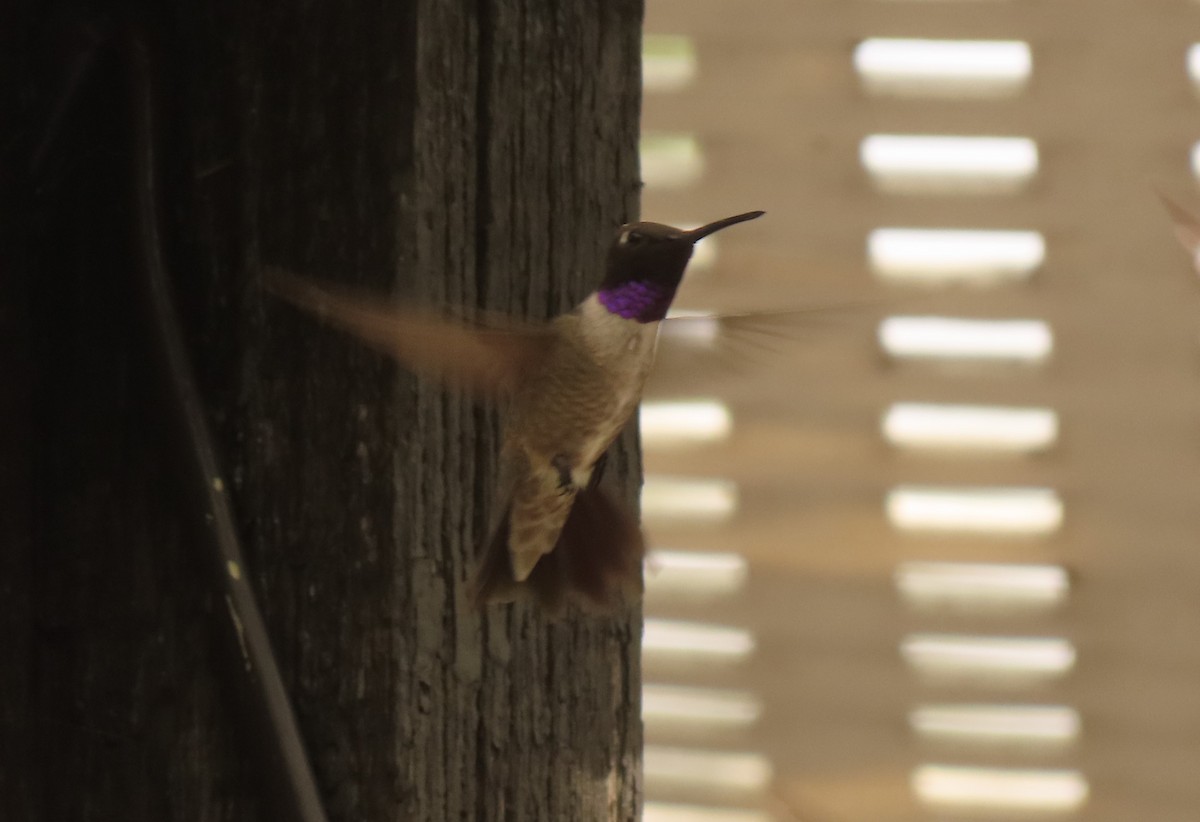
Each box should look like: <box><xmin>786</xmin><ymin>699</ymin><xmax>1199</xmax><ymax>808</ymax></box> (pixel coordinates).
<box><xmin>634</xmin><ymin>2</ymin><xmax>1200</xmax><ymax>820</ymax></box>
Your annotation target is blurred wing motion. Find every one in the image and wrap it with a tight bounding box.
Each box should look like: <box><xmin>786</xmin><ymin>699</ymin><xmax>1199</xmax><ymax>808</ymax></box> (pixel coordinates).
<box><xmin>657</xmin><ymin>301</ymin><xmax>888</xmax><ymax>370</ymax></box>
<box><xmin>264</xmin><ymin>267</ymin><xmax>552</xmax><ymax>396</ymax></box>
<box><xmin>1158</xmin><ymin>190</ymin><xmax>1200</xmax><ymax>272</ymax></box>
<box><xmin>662</xmin><ymin>303</ymin><xmax>879</xmax><ymax>344</ymax></box>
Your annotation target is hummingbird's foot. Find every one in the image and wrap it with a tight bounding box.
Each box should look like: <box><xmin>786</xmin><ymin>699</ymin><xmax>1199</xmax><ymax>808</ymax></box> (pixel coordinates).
<box><xmin>588</xmin><ymin>452</ymin><xmax>609</xmax><ymax>489</ymax></box>
<box><xmin>551</xmin><ymin>454</ymin><xmax>575</xmax><ymax>495</ymax></box>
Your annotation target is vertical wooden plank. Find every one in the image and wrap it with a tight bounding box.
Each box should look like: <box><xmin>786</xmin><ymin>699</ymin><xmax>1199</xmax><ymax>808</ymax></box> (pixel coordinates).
<box><xmin>402</xmin><ymin>2</ymin><xmax>645</xmax><ymax>819</ymax></box>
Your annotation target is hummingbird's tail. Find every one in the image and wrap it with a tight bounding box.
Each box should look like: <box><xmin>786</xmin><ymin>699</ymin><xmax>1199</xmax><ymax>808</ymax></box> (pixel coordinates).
<box><xmin>471</xmin><ymin>487</ymin><xmax>644</xmax><ymax>614</ymax></box>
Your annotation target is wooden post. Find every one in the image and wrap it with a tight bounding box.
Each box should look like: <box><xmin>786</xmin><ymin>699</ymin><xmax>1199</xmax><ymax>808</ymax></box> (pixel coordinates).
<box><xmin>4</xmin><ymin>2</ymin><xmax>644</xmax><ymax>819</ymax></box>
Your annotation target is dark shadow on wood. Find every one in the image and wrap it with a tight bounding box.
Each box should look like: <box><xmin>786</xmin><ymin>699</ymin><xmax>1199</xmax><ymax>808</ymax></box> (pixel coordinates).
<box><xmin>1</xmin><ymin>1</ymin><xmax>645</xmax><ymax>819</ymax></box>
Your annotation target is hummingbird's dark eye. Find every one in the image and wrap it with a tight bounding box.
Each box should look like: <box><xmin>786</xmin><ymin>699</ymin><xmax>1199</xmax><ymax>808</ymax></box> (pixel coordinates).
<box><xmin>621</xmin><ymin>229</ymin><xmax>646</xmax><ymax>247</ymax></box>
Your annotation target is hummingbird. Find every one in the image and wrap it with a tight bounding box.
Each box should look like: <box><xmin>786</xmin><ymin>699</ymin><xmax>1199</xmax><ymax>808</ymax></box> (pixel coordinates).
<box><xmin>266</xmin><ymin>210</ymin><xmax>764</xmax><ymax>612</ymax></box>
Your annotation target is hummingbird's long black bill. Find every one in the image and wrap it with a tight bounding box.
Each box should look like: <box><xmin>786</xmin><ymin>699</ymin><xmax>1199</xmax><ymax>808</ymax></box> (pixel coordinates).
<box><xmin>682</xmin><ymin>210</ymin><xmax>765</xmax><ymax>242</ymax></box>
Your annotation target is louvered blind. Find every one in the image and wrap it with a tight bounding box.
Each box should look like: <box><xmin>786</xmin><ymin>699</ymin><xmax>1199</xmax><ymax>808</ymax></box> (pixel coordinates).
<box><xmin>638</xmin><ymin>3</ymin><xmax>1200</xmax><ymax>821</ymax></box>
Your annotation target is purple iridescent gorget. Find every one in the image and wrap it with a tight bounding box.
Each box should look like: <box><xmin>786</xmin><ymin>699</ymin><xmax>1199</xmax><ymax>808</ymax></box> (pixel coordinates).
<box><xmin>596</xmin><ymin>279</ymin><xmax>677</xmax><ymax>323</ymax></box>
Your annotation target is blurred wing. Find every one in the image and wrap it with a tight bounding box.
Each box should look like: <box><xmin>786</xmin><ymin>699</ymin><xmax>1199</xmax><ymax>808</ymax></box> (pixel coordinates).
<box><xmin>1157</xmin><ymin>190</ymin><xmax>1200</xmax><ymax>257</ymax></box>
<box><xmin>651</xmin><ymin>303</ymin><xmax>888</xmax><ymax>395</ymax></box>
<box><xmin>662</xmin><ymin>301</ymin><xmax>890</xmax><ymax>336</ymax></box>
<box><xmin>264</xmin><ymin>267</ymin><xmax>551</xmax><ymax>397</ymax></box>
<box><xmin>658</xmin><ymin>301</ymin><xmax>887</xmax><ymax>360</ymax></box>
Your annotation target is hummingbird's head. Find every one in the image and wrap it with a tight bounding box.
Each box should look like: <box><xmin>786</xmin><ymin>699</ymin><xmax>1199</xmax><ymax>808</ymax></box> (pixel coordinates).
<box><xmin>598</xmin><ymin>210</ymin><xmax>764</xmax><ymax>322</ymax></box>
